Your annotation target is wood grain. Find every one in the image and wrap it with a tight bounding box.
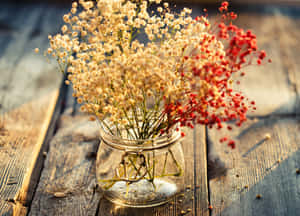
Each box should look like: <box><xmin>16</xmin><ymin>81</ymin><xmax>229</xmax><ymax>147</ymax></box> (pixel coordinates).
<box><xmin>271</xmin><ymin>11</ymin><xmax>300</xmax><ymax>112</ymax></box>
<box><xmin>0</xmin><ymin>5</ymin><xmax>67</xmax><ymax>215</ymax></box>
<box><xmin>29</xmin><ymin>114</ymin><xmax>102</xmax><ymax>216</ymax></box>
<box><xmin>208</xmin><ymin>117</ymin><xmax>300</xmax><ymax>216</ymax></box>
<box><xmin>0</xmin><ymin>90</ymin><xmax>62</xmax><ymax>215</ymax></box>
<box><xmin>194</xmin><ymin>126</ymin><xmax>209</xmax><ymax>216</ymax></box>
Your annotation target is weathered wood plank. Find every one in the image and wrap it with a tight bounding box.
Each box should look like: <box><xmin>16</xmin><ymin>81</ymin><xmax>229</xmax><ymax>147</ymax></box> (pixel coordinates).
<box><xmin>0</xmin><ymin>5</ymin><xmax>63</xmax><ymax>113</ymax></box>
<box><xmin>29</xmin><ymin>114</ymin><xmax>102</xmax><ymax>216</ymax></box>
<box><xmin>0</xmin><ymin>5</ymin><xmax>67</xmax><ymax>215</ymax></box>
<box><xmin>271</xmin><ymin>10</ymin><xmax>300</xmax><ymax>112</ymax></box>
<box><xmin>208</xmin><ymin>117</ymin><xmax>300</xmax><ymax>216</ymax></box>
<box><xmin>0</xmin><ymin>89</ymin><xmax>62</xmax><ymax>215</ymax></box>
<box><xmin>232</xmin><ymin>12</ymin><xmax>297</xmax><ymax>116</ymax></box>
<box><xmin>194</xmin><ymin>126</ymin><xmax>209</xmax><ymax>216</ymax></box>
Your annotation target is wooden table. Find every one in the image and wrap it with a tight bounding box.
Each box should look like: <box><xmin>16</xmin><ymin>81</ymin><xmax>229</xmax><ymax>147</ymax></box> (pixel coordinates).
<box><xmin>0</xmin><ymin>3</ymin><xmax>299</xmax><ymax>216</ymax></box>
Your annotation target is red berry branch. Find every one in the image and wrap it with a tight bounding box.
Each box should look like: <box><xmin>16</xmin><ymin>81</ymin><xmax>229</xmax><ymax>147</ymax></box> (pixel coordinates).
<box><xmin>162</xmin><ymin>1</ymin><xmax>270</xmax><ymax>148</ymax></box>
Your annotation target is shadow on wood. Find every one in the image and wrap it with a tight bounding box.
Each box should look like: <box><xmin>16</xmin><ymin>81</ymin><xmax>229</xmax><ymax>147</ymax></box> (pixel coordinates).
<box><xmin>208</xmin><ymin>116</ymin><xmax>300</xmax><ymax>216</ymax></box>
<box><xmin>217</xmin><ymin>148</ymin><xmax>300</xmax><ymax>216</ymax></box>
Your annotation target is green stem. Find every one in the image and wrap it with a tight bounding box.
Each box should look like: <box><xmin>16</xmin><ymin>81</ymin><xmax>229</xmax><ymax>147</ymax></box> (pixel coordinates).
<box><xmin>100</xmin><ymin>120</ymin><xmax>114</xmax><ymax>135</ymax></box>
<box><xmin>168</xmin><ymin>149</ymin><xmax>183</xmax><ymax>177</ymax></box>
<box><xmin>146</xmin><ymin>153</ymin><xmax>152</xmax><ymax>180</ymax></box>
<box><xmin>161</xmin><ymin>151</ymin><xmax>168</xmax><ymax>176</ymax></box>
<box><xmin>140</xmin><ymin>89</ymin><xmax>148</xmax><ymax>139</ymax></box>
<box><xmin>152</xmin><ymin>143</ymin><xmax>155</xmax><ymax>182</ymax></box>
<box><xmin>114</xmin><ymin>123</ymin><xmax>122</xmax><ymax>137</ymax></box>
<box><xmin>122</xmin><ymin>108</ymin><xmax>139</xmax><ymax>139</ymax></box>
<box><xmin>132</xmin><ymin>106</ymin><xmax>141</xmax><ymax>138</ymax></box>
<box><xmin>141</xmin><ymin>94</ymin><xmax>164</xmax><ymax>139</ymax></box>
<box><xmin>128</xmin><ymin>157</ymin><xmax>140</xmax><ymax>176</ymax></box>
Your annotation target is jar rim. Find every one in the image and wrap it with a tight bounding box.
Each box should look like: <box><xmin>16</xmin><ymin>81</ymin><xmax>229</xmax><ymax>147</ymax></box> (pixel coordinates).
<box><xmin>98</xmin><ymin>120</ymin><xmax>182</xmax><ymax>151</ymax></box>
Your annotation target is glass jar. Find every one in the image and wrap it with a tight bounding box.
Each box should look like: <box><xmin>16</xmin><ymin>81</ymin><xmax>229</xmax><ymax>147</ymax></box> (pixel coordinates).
<box><xmin>96</xmin><ymin>123</ymin><xmax>185</xmax><ymax>208</ymax></box>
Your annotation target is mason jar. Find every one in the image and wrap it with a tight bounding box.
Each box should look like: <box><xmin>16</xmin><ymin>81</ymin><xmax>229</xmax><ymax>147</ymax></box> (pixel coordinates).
<box><xmin>96</xmin><ymin>123</ymin><xmax>185</xmax><ymax>208</ymax></box>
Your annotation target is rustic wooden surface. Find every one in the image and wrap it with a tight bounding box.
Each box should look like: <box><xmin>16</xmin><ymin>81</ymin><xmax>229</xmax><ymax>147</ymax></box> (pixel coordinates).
<box><xmin>29</xmin><ymin>113</ymin><xmax>102</xmax><ymax>216</ymax></box>
<box><xmin>0</xmin><ymin>3</ymin><xmax>300</xmax><ymax>216</ymax></box>
<box><xmin>208</xmin><ymin>117</ymin><xmax>300</xmax><ymax>216</ymax></box>
<box><xmin>274</xmin><ymin>11</ymin><xmax>300</xmax><ymax>111</ymax></box>
<box><xmin>0</xmin><ymin>5</ymin><xmax>67</xmax><ymax>216</ymax></box>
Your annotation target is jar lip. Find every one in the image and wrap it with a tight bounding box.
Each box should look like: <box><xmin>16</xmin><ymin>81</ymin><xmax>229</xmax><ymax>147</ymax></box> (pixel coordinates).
<box><xmin>98</xmin><ymin>120</ymin><xmax>182</xmax><ymax>151</ymax></box>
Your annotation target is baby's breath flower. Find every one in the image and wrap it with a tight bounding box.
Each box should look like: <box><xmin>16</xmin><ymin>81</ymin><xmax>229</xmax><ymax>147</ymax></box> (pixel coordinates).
<box><xmin>46</xmin><ymin>1</ymin><xmax>266</xmax><ymax>142</ymax></box>
<box><xmin>47</xmin><ymin>48</ymin><xmax>53</xmax><ymax>54</ymax></box>
<box><xmin>61</xmin><ymin>25</ymin><xmax>68</xmax><ymax>33</ymax></box>
<box><xmin>72</xmin><ymin>2</ymin><xmax>78</xmax><ymax>8</ymax></box>
<box><xmin>63</xmin><ymin>14</ymin><xmax>70</xmax><ymax>23</ymax></box>
<box><xmin>71</xmin><ymin>8</ymin><xmax>77</xmax><ymax>14</ymax></box>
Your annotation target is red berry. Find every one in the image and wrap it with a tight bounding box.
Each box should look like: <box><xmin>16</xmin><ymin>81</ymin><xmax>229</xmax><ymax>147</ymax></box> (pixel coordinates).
<box><xmin>228</xmin><ymin>140</ymin><xmax>236</xmax><ymax>149</ymax></box>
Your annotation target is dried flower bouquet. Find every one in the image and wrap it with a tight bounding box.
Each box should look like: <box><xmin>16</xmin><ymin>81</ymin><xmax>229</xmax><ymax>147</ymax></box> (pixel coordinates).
<box><xmin>44</xmin><ymin>0</ymin><xmax>269</xmax><ymax>202</ymax></box>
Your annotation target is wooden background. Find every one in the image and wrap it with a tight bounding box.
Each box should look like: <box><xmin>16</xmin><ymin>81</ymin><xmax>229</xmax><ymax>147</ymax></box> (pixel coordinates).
<box><xmin>0</xmin><ymin>1</ymin><xmax>300</xmax><ymax>216</ymax></box>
